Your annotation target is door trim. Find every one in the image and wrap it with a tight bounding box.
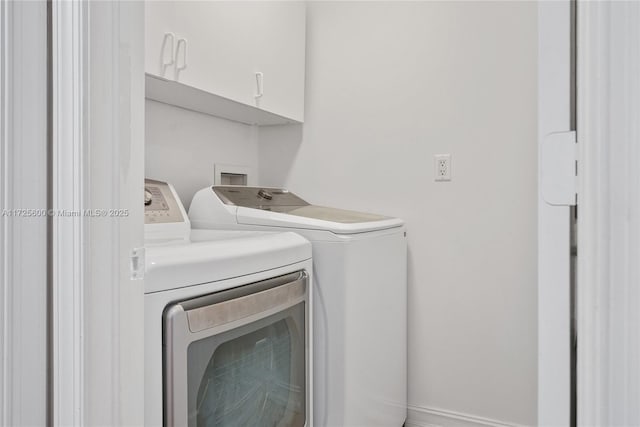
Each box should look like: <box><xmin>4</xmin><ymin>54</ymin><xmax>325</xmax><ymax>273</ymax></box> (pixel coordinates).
<box><xmin>50</xmin><ymin>1</ymin><xmax>145</xmax><ymax>425</ymax></box>
<box><xmin>50</xmin><ymin>1</ymin><xmax>88</xmax><ymax>423</ymax></box>
<box><xmin>577</xmin><ymin>2</ymin><xmax>640</xmax><ymax>425</ymax></box>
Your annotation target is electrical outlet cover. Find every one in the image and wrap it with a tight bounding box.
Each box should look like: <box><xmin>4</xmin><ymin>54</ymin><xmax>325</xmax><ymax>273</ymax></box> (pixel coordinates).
<box><xmin>434</xmin><ymin>154</ymin><xmax>451</xmax><ymax>182</ymax></box>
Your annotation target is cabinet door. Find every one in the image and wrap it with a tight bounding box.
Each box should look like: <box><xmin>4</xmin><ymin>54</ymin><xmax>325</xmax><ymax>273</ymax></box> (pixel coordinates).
<box><xmin>146</xmin><ymin>1</ymin><xmax>270</xmax><ymax>109</ymax></box>
<box><xmin>146</xmin><ymin>1</ymin><xmax>179</xmax><ymax>80</ymax></box>
<box><xmin>145</xmin><ymin>1</ymin><xmax>305</xmax><ymax>122</ymax></box>
<box><xmin>171</xmin><ymin>2</ymin><xmax>257</xmax><ymax>107</ymax></box>
<box><xmin>250</xmin><ymin>1</ymin><xmax>306</xmax><ymax>122</ymax></box>
<box><xmin>147</xmin><ymin>1</ymin><xmax>201</xmax><ymax>83</ymax></box>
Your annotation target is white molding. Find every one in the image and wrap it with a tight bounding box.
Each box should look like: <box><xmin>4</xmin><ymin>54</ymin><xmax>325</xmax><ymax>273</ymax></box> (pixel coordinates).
<box><xmin>537</xmin><ymin>1</ymin><xmax>572</xmax><ymax>425</ymax></box>
<box><xmin>577</xmin><ymin>2</ymin><xmax>640</xmax><ymax>426</ymax></box>
<box><xmin>51</xmin><ymin>0</ymin><xmax>87</xmax><ymax>424</ymax></box>
<box><xmin>86</xmin><ymin>1</ymin><xmax>146</xmax><ymax>425</ymax></box>
<box><xmin>51</xmin><ymin>0</ymin><xmax>145</xmax><ymax>425</ymax></box>
<box><xmin>406</xmin><ymin>405</ymin><xmax>525</xmax><ymax>427</ymax></box>
<box><xmin>0</xmin><ymin>1</ymin><xmax>48</xmax><ymax>425</ymax></box>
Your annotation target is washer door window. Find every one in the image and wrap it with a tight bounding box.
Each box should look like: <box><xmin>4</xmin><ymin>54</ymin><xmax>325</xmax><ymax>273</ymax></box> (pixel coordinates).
<box><xmin>164</xmin><ymin>271</ymin><xmax>309</xmax><ymax>427</ymax></box>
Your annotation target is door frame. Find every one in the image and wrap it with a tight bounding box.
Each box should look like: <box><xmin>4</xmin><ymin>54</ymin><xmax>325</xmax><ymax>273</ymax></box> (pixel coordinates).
<box><xmin>540</xmin><ymin>1</ymin><xmax>640</xmax><ymax>425</ymax></box>
<box><xmin>576</xmin><ymin>2</ymin><xmax>640</xmax><ymax>425</ymax></box>
<box><xmin>51</xmin><ymin>1</ymin><xmax>145</xmax><ymax>425</ymax></box>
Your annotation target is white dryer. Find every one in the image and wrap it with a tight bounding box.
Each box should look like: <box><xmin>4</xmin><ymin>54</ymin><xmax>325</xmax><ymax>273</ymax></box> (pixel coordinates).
<box><xmin>144</xmin><ymin>180</ymin><xmax>313</xmax><ymax>427</ymax></box>
<box><xmin>189</xmin><ymin>186</ymin><xmax>407</xmax><ymax>427</ymax></box>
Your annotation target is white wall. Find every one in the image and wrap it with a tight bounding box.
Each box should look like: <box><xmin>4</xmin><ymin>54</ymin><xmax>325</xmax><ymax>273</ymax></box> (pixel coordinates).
<box><xmin>259</xmin><ymin>2</ymin><xmax>538</xmax><ymax>425</ymax></box>
<box><xmin>145</xmin><ymin>99</ymin><xmax>259</xmax><ymax>210</ymax></box>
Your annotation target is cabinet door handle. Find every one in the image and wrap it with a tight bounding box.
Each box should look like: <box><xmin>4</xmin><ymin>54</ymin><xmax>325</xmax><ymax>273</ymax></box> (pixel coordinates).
<box><xmin>160</xmin><ymin>32</ymin><xmax>175</xmax><ymax>77</ymax></box>
<box><xmin>255</xmin><ymin>71</ymin><xmax>264</xmax><ymax>99</ymax></box>
<box><xmin>175</xmin><ymin>38</ymin><xmax>188</xmax><ymax>78</ymax></box>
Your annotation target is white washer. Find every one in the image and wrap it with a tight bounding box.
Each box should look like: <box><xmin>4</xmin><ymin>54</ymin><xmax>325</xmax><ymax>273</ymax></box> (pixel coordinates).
<box><xmin>144</xmin><ymin>180</ymin><xmax>313</xmax><ymax>427</ymax></box>
<box><xmin>189</xmin><ymin>186</ymin><xmax>407</xmax><ymax>427</ymax></box>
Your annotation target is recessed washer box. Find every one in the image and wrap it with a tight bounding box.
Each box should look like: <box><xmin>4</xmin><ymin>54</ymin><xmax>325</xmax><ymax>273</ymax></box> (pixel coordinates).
<box><xmin>213</xmin><ymin>163</ymin><xmax>254</xmax><ymax>186</ymax></box>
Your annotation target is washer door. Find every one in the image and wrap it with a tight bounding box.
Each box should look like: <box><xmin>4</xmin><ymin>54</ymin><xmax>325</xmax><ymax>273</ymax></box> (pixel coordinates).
<box><xmin>163</xmin><ymin>271</ymin><xmax>309</xmax><ymax>427</ymax></box>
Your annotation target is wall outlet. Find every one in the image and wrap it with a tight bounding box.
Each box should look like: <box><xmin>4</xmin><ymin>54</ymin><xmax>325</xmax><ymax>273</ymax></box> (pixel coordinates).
<box><xmin>434</xmin><ymin>154</ymin><xmax>451</xmax><ymax>182</ymax></box>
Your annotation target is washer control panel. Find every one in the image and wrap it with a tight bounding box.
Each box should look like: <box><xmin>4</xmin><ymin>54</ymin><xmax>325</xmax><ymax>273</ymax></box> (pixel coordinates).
<box><xmin>213</xmin><ymin>186</ymin><xmax>309</xmax><ymax>210</ymax></box>
<box><xmin>144</xmin><ymin>179</ymin><xmax>185</xmax><ymax>224</ymax></box>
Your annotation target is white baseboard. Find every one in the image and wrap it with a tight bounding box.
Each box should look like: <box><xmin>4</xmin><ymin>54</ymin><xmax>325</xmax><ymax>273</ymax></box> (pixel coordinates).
<box><xmin>406</xmin><ymin>405</ymin><xmax>527</xmax><ymax>427</ymax></box>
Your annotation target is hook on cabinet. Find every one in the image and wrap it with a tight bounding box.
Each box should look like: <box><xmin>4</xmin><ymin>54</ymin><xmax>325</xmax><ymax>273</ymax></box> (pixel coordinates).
<box><xmin>175</xmin><ymin>38</ymin><xmax>188</xmax><ymax>78</ymax></box>
<box><xmin>255</xmin><ymin>71</ymin><xmax>264</xmax><ymax>99</ymax></box>
<box><xmin>160</xmin><ymin>32</ymin><xmax>175</xmax><ymax>77</ymax></box>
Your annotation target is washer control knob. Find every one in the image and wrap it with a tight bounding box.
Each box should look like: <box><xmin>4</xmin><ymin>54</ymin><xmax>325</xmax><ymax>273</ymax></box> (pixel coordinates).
<box><xmin>144</xmin><ymin>188</ymin><xmax>153</xmax><ymax>206</ymax></box>
<box><xmin>257</xmin><ymin>189</ymin><xmax>273</xmax><ymax>200</ymax></box>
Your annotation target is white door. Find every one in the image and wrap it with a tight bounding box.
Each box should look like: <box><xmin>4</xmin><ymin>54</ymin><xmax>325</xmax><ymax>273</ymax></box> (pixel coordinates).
<box><xmin>0</xmin><ymin>1</ymin><xmax>48</xmax><ymax>425</ymax></box>
<box><xmin>538</xmin><ymin>1</ymin><xmax>575</xmax><ymax>426</ymax></box>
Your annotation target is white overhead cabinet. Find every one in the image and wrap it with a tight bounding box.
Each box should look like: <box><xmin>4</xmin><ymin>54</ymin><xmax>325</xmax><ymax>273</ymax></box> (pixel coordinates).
<box><xmin>145</xmin><ymin>1</ymin><xmax>305</xmax><ymax>125</ymax></box>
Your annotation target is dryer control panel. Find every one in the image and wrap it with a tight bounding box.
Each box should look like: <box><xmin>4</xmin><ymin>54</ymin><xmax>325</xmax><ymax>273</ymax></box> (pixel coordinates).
<box><xmin>145</xmin><ymin>179</ymin><xmax>185</xmax><ymax>224</ymax></box>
